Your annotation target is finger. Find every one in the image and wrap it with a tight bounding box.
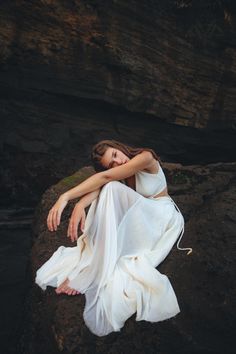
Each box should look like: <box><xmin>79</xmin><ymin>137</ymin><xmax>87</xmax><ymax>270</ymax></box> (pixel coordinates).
<box><xmin>72</xmin><ymin>219</ymin><xmax>79</xmax><ymax>241</ymax></box>
<box><xmin>47</xmin><ymin>210</ymin><xmax>54</xmax><ymax>231</ymax></box>
<box><xmin>50</xmin><ymin>210</ymin><xmax>55</xmax><ymax>231</ymax></box>
<box><xmin>72</xmin><ymin>222</ymin><xmax>76</xmax><ymax>240</ymax></box>
<box><xmin>70</xmin><ymin>221</ymin><xmax>75</xmax><ymax>242</ymax></box>
<box><xmin>57</xmin><ymin>210</ymin><xmax>61</xmax><ymax>227</ymax></box>
<box><xmin>81</xmin><ymin>214</ymin><xmax>85</xmax><ymax>232</ymax></box>
<box><xmin>52</xmin><ymin>210</ymin><xmax>58</xmax><ymax>231</ymax></box>
<box><xmin>72</xmin><ymin>222</ymin><xmax>78</xmax><ymax>241</ymax></box>
<box><xmin>51</xmin><ymin>210</ymin><xmax>57</xmax><ymax>231</ymax></box>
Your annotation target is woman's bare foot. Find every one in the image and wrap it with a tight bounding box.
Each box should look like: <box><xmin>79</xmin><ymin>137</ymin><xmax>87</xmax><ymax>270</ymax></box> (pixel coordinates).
<box><xmin>55</xmin><ymin>278</ymin><xmax>80</xmax><ymax>296</ymax></box>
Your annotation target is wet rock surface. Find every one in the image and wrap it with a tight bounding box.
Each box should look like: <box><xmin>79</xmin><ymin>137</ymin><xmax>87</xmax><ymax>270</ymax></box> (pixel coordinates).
<box><xmin>25</xmin><ymin>162</ymin><xmax>236</xmax><ymax>354</ymax></box>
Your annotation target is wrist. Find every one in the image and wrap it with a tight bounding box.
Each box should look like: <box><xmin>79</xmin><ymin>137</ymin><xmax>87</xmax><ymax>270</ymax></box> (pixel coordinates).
<box><xmin>76</xmin><ymin>199</ymin><xmax>86</xmax><ymax>209</ymax></box>
<box><xmin>60</xmin><ymin>192</ymin><xmax>70</xmax><ymax>202</ymax></box>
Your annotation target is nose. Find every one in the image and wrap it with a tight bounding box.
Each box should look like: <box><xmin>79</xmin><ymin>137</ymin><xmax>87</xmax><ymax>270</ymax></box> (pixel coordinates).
<box><xmin>113</xmin><ymin>157</ymin><xmax>122</xmax><ymax>165</ymax></box>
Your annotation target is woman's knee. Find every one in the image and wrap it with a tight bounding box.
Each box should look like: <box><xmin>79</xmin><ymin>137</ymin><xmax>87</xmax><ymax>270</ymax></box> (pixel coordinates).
<box><xmin>103</xmin><ymin>180</ymin><xmax>121</xmax><ymax>192</ymax></box>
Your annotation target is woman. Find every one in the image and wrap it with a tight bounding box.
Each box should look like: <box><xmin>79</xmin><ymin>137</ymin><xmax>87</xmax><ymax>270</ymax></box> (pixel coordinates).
<box><xmin>35</xmin><ymin>139</ymin><xmax>192</xmax><ymax>336</ymax></box>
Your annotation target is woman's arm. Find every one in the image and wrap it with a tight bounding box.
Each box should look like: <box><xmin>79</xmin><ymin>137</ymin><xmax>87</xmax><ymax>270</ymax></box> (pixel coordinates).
<box><xmin>77</xmin><ymin>188</ymin><xmax>101</xmax><ymax>209</ymax></box>
<box><xmin>62</xmin><ymin>151</ymin><xmax>154</xmax><ymax>202</ymax></box>
<box><xmin>61</xmin><ymin>172</ymin><xmax>108</xmax><ymax>202</ymax></box>
<box><xmin>47</xmin><ymin>188</ymin><xmax>100</xmax><ymax>232</ymax></box>
<box><xmin>67</xmin><ymin>188</ymin><xmax>101</xmax><ymax>241</ymax></box>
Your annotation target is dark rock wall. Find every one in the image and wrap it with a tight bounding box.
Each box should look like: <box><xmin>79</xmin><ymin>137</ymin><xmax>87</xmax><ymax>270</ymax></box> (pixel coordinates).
<box><xmin>1</xmin><ymin>1</ymin><xmax>236</xmax><ymax>128</ymax></box>
<box><xmin>0</xmin><ymin>1</ymin><xmax>236</xmax><ymax>207</ymax></box>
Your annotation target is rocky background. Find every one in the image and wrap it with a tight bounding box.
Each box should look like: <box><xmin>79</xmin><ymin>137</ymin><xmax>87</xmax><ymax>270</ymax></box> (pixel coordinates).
<box><xmin>0</xmin><ymin>0</ymin><xmax>236</xmax><ymax>353</ymax></box>
<box><xmin>26</xmin><ymin>162</ymin><xmax>236</xmax><ymax>354</ymax></box>
<box><xmin>0</xmin><ymin>0</ymin><xmax>236</xmax><ymax>208</ymax></box>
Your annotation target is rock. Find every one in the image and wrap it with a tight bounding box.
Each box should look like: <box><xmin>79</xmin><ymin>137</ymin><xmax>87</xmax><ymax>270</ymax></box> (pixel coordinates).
<box><xmin>0</xmin><ymin>1</ymin><xmax>236</xmax><ymax>129</ymax></box>
<box><xmin>0</xmin><ymin>1</ymin><xmax>236</xmax><ymax>208</ymax></box>
<box><xmin>0</xmin><ymin>207</ymin><xmax>34</xmax><ymax>229</ymax></box>
<box><xmin>25</xmin><ymin>162</ymin><xmax>236</xmax><ymax>354</ymax></box>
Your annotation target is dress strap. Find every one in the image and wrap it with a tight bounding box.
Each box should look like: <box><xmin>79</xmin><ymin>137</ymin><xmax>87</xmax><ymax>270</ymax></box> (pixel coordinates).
<box><xmin>171</xmin><ymin>198</ymin><xmax>193</xmax><ymax>255</ymax></box>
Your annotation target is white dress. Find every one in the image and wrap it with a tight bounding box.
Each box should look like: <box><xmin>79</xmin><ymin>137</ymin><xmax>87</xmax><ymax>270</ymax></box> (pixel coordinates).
<box><xmin>35</xmin><ymin>161</ymin><xmax>191</xmax><ymax>336</ymax></box>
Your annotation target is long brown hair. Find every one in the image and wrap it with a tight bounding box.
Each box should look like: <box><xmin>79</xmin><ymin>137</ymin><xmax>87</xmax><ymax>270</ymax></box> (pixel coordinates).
<box><xmin>91</xmin><ymin>139</ymin><xmax>160</xmax><ymax>172</ymax></box>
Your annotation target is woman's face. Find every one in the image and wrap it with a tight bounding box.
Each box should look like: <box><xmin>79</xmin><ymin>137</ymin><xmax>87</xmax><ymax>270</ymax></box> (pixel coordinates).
<box><xmin>101</xmin><ymin>147</ymin><xmax>130</xmax><ymax>169</ymax></box>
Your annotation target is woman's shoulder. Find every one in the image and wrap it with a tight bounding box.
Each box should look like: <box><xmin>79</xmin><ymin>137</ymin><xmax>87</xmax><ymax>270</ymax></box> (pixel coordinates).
<box><xmin>138</xmin><ymin>151</ymin><xmax>159</xmax><ymax>174</ymax></box>
<box><xmin>139</xmin><ymin>150</ymin><xmax>153</xmax><ymax>160</ymax></box>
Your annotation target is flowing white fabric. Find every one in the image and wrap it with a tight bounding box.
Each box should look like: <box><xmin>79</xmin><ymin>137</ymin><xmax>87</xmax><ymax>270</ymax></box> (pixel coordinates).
<box><xmin>35</xmin><ymin>177</ymin><xmax>186</xmax><ymax>336</ymax></box>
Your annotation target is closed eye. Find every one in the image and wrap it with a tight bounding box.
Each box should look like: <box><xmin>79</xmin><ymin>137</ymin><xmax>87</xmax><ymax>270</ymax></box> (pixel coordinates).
<box><xmin>108</xmin><ymin>150</ymin><xmax>116</xmax><ymax>169</ymax></box>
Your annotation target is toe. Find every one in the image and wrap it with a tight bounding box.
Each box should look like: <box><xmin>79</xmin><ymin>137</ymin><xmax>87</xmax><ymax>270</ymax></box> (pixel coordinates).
<box><xmin>61</xmin><ymin>284</ymin><xmax>68</xmax><ymax>291</ymax></box>
<box><xmin>68</xmin><ymin>289</ymin><xmax>74</xmax><ymax>295</ymax></box>
<box><xmin>56</xmin><ymin>287</ymin><xmax>63</xmax><ymax>294</ymax></box>
<box><xmin>64</xmin><ymin>286</ymin><xmax>71</xmax><ymax>294</ymax></box>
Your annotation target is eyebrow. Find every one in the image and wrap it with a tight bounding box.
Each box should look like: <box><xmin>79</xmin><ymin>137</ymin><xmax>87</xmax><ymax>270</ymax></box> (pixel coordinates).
<box><xmin>108</xmin><ymin>150</ymin><xmax>115</xmax><ymax>169</ymax></box>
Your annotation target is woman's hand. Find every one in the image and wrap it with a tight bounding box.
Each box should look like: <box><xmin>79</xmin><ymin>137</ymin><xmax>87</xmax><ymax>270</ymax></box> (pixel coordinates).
<box><xmin>67</xmin><ymin>203</ymin><xmax>86</xmax><ymax>242</ymax></box>
<box><xmin>47</xmin><ymin>195</ymin><xmax>68</xmax><ymax>232</ymax></box>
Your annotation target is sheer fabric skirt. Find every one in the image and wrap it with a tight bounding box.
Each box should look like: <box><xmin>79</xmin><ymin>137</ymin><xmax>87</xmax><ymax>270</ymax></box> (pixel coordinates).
<box><xmin>35</xmin><ymin>181</ymin><xmax>184</xmax><ymax>336</ymax></box>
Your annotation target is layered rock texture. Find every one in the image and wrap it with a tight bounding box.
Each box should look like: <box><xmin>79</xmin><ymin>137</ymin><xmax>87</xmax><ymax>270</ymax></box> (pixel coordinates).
<box><xmin>1</xmin><ymin>0</ymin><xmax>236</xmax><ymax>128</ymax></box>
<box><xmin>26</xmin><ymin>162</ymin><xmax>236</xmax><ymax>354</ymax></box>
<box><xmin>0</xmin><ymin>0</ymin><xmax>236</xmax><ymax>208</ymax></box>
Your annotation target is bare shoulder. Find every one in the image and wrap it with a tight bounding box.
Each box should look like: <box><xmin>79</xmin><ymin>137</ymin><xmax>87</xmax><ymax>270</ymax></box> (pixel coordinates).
<box><xmin>131</xmin><ymin>150</ymin><xmax>155</xmax><ymax>169</ymax></box>
<box><xmin>139</xmin><ymin>150</ymin><xmax>153</xmax><ymax>160</ymax></box>
<box><xmin>136</xmin><ymin>150</ymin><xmax>154</xmax><ymax>164</ymax></box>
<box><xmin>139</xmin><ymin>151</ymin><xmax>158</xmax><ymax>173</ymax></box>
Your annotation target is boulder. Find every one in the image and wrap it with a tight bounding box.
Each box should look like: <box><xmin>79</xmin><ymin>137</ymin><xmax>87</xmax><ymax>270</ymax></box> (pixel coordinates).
<box><xmin>24</xmin><ymin>162</ymin><xmax>236</xmax><ymax>353</ymax></box>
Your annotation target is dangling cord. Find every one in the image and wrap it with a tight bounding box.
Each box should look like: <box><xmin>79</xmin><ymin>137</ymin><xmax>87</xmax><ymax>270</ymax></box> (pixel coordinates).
<box><xmin>171</xmin><ymin>198</ymin><xmax>193</xmax><ymax>255</ymax></box>
<box><xmin>176</xmin><ymin>223</ymin><xmax>193</xmax><ymax>255</ymax></box>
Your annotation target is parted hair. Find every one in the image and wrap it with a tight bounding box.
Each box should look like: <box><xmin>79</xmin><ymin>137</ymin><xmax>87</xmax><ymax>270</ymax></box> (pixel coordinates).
<box><xmin>91</xmin><ymin>139</ymin><xmax>160</xmax><ymax>172</ymax></box>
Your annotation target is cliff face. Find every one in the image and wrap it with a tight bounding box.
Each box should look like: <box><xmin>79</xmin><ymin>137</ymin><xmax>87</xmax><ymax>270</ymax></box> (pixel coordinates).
<box><xmin>1</xmin><ymin>0</ymin><xmax>236</xmax><ymax>129</ymax></box>
<box><xmin>0</xmin><ymin>1</ymin><xmax>236</xmax><ymax>207</ymax></box>
<box><xmin>26</xmin><ymin>162</ymin><xmax>236</xmax><ymax>354</ymax></box>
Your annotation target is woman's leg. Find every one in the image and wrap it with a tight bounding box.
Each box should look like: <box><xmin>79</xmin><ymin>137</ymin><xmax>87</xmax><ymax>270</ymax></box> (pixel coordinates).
<box><xmin>67</xmin><ymin>181</ymin><xmax>142</xmax><ymax>292</ymax></box>
<box><xmin>55</xmin><ymin>279</ymin><xmax>80</xmax><ymax>295</ymax></box>
<box><xmin>52</xmin><ymin>181</ymin><xmax>141</xmax><ymax>296</ymax></box>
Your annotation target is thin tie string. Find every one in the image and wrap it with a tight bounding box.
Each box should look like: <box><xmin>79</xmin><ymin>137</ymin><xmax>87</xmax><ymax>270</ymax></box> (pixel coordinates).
<box><xmin>149</xmin><ymin>194</ymin><xmax>193</xmax><ymax>255</ymax></box>
<box><xmin>176</xmin><ymin>222</ymin><xmax>192</xmax><ymax>255</ymax></box>
<box><xmin>171</xmin><ymin>198</ymin><xmax>193</xmax><ymax>255</ymax></box>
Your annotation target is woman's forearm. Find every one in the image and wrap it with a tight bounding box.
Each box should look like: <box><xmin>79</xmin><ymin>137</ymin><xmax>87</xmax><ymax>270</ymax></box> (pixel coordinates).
<box><xmin>77</xmin><ymin>188</ymin><xmax>101</xmax><ymax>208</ymax></box>
<box><xmin>62</xmin><ymin>172</ymin><xmax>108</xmax><ymax>202</ymax></box>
